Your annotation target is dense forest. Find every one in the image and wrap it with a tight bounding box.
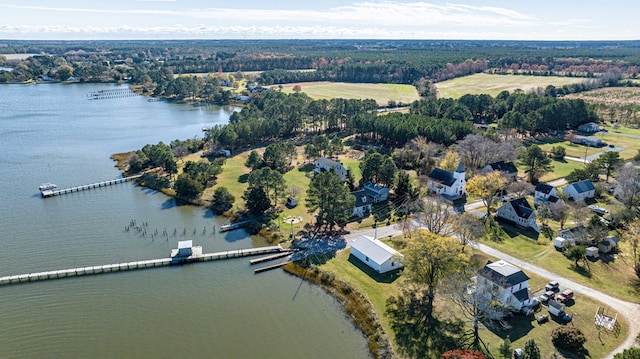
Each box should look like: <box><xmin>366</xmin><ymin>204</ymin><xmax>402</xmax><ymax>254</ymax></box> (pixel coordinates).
<box><xmin>3</xmin><ymin>39</ymin><xmax>640</xmax><ymax>99</ymax></box>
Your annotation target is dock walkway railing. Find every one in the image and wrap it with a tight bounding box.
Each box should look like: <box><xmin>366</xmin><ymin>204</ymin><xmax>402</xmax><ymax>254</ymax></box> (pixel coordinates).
<box><xmin>0</xmin><ymin>245</ymin><xmax>286</xmax><ymax>286</ymax></box>
<box><xmin>41</xmin><ymin>174</ymin><xmax>143</xmax><ymax>198</ymax></box>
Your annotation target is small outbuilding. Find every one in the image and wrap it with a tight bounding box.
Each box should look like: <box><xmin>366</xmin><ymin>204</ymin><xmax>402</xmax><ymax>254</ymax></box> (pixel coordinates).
<box><xmin>586</xmin><ymin>246</ymin><xmax>599</xmax><ymax>258</ymax></box>
<box><xmin>554</xmin><ymin>237</ymin><xmax>575</xmax><ymax>251</ymax></box>
<box><xmin>548</xmin><ymin>300</ymin><xmax>565</xmax><ymax>317</ymax></box>
<box><xmin>285</xmin><ymin>196</ymin><xmax>298</xmax><ymax>208</ymax></box>
<box><xmin>350</xmin><ymin>236</ymin><xmax>404</xmax><ymax>274</ymax></box>
<box><xmin>174</xmin><ymin>240</ymin><xmax>193</xmax><ymax>258</ymax></box>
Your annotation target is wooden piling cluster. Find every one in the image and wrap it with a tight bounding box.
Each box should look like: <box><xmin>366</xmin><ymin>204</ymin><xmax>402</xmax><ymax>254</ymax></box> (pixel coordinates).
<box><xmin>41</xmin><ymin>174</ymin><xmax>143</xmax><ymax>198</ymax></box>
<box><xmin>0</xmin><ymin>245</ymin><xmax>286</xmax><ymax>286</ymax></box>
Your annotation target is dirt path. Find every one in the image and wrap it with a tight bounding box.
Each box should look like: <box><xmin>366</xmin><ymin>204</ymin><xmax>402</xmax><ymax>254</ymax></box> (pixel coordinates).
<box><xmin>344</xmin><ymin>224</ymin><xmax>640</xmax><ymax>357</ymax></box>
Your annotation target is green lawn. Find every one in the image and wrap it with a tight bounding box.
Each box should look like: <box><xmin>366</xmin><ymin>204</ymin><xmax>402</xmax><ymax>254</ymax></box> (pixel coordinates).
<box><xmin>538</xmin><ymin>159</ymin><xmax>585</xmax><ymax>182</ymax></box>
<box><xmin>480</xmin><ymin>225</ymin><xmax>640</xmax><ymax>304</ymax></box>
<box><xmin>207</xmin><ymin>150</ymin><xmax>252</xmax><ymax>208</ymax></box>
<box><xmin>320</xmin><ymin>242</ymin><xmax>627</xmax><ymax>359</ymax></box>
<box><xmin>435</xmin><ymin>73</ymin><xmax>587</xmax><ymax>99</ymax></box>
<box><xmin>277</xmin><ymin>82</ymin><xmax>420</xmax><ymax>106</ymax></box>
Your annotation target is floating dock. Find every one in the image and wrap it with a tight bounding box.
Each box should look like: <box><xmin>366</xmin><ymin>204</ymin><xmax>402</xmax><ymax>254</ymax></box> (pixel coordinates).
<box><xmin>40</xmin><ymin>174</ymin><xmax>143</xmax><ymax>198</ymax></box>
<box><xmin>0</xmin><ymin>245</ymin><xmax>286</xmax><ymax>286</ymax></box>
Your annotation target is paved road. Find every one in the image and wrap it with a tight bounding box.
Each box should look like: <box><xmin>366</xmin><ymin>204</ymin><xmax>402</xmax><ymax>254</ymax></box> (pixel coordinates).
<box><xmin>343</xmin><ymin>223</ymin><xmax>640</xmax><ymax>358</ymax></box>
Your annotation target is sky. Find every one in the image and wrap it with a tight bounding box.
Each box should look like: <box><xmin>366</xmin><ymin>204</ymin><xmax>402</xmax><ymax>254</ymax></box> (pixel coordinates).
<box><xmin>0</xmin><ymin>0</ymin><xmax>637</xmax><ymax>41</ymax></box>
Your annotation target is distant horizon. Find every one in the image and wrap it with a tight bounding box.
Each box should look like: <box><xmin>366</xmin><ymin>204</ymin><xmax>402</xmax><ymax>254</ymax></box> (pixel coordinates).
<box><xmin>2</xmin><ymin>38</ymin><xmax>639</xmax><ymax>43</ymax></box>
<box><xmin>1</xmin><ymin>1</ymin><xmax>638</xmax><ymax>41</ymax></box>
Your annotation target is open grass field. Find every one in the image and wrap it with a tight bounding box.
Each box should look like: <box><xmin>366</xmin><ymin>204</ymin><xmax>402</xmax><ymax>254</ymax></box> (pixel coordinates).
<box><xmin>538</xmin><ymin>159</ymin><xmax>585</xmax><ymax>182</ymax></box>
<box><xmin>565</xmin><ymin>87</ymin><xmax>640</xmax><ymax>105</ymax></box>
<box><xmin>276</xmin><ymin>81</ymin><xmax>420</xmax><ymax>106</ymax></box>
<box><xmin>320</xmin><ymin>242</ymin><xmax>627</xmax><ymax>359</ymax></box>
<box><xmin>480</xmin><ymin>225</ymin><xmax>640</xmax><ymax>304</ymax></box>
<box><xmin>435</xmin><ymin>73</ymin><xmax>587</xmax><ymax>99</ymax></box>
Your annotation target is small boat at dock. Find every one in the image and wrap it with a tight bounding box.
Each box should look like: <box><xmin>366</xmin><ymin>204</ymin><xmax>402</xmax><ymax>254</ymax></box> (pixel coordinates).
<box><xmin>39</xmin><ymin>183</ymin><xmax>57</xmax><ymax>192</ymax></box>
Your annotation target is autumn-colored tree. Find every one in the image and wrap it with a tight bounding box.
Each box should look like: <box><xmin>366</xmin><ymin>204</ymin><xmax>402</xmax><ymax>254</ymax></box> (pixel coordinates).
<box><xmin>466</xmin><ymin>171</ymin><xmax>508</xmax><ymax>218</ymax></box>
<box><xmin>442</xmin><ymin>349</ymin><xmax>486</xmax><ymax>359</ymax></box>
<box><xmin>440</xmin><ymin>150</ymin><xmax>461</xmax><ymax>173</ymax></box>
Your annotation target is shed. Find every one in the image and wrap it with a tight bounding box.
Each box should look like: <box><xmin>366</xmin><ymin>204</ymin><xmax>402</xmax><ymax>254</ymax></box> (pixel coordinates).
<box><xmin>285</xmin><ymin>196</ymin><xmax>298</xmax><ymax>208</ymax></box>
<box><xmin>586</xmin><ymin>246</ymin><xmax>599</xmax><ymax>258</ymax></box>
<box><xmin>548</xmin><ymin>300</ymin><xmax>565</xmax><ymax>316</ymax></box>
<box><xmin>350</xmin><ymin>236</ymin><xmax>404</xmax><ymax>274</ymax></box>
<box><xmin>554</xmin><ymin>237</ymin><xmax>574</xmax><ymax>250</ymax></box>
<box><xmin>598</xmin><ymin>239</ymin><xmax>616</xmax><ymax>254</ymax></box>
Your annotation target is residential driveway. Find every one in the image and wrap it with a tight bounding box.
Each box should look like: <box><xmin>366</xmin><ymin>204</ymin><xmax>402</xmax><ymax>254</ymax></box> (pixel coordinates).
<box><xmin>342</xmin><ymin>223</ymin><xmax>640</xmax><ymax>358</ymax></box>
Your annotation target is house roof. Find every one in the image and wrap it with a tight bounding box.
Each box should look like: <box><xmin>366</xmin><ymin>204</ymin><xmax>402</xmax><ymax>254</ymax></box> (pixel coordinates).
<box><xmin>363</xmin><ymin>182</ymin><xmax>387</xmax><ymax>196</ymax></box>
<box><xmin>535</xmin><ymin>183</ymin><xmax>555</xmax><ymax>195</ymax></box>
<box><xmin>428</xmin><ymin>168</ymin><xmax>456</xmax><ymax>187</ymax></box>
<box><xmin>477</xmin><ymin>260</ymin><xmax>530</xmax><ymax>287</ymax></box>
<box><xmin>351</xmin><ymin>190</ymin><xmax>371</xmax><ymax>208</ymax></box>
<box><xmin>508</xmin><ymin>198</ymin><xmax>535</xmax><ymax>219</ymax></box>
<box><xmin>487</xmin><ymin>161</ymin><xmax>517</xmax><ymax>174</ymax></box>
<box><xmin>513</xmin><ymin>288</ymin><xmax>531</xmax><ymax>302</ymax></box>
<box><xmin>548</xmin><ymin>195</ymin><xmax>560</xmax><ymax>203</ymax></box>
<box><xmin>567</xmin><ymin>179</ymin><xmax>595</xmax><ymax>194</ymax></box>
<box><xmin>351</xmin><ymin>236</ymin><xmax>403</xmax><ymax>265</ymax></box>
<box><xmin>316</xmin><ymin>157</ymin><xmax>341</xmax><ymax>168</ymax></box>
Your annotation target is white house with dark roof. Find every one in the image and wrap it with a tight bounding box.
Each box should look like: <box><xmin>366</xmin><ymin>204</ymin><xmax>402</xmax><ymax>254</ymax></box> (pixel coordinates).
<box><xmin>363</xmin><ymin>182</ymin><xmax>389</xmax><ymax>203</ymax></box>
<box><xmin>562</xmin><ymin>179</ymin><xmax>596</xmax><ymax>201</ymax></box>
<box><xmin>534</xmin><ymin>182</ymin><xmax>559</xmax><ymax>207</ymax></box>
<box><xmin>427</xmin><ymin>162</ymin><xmax>466</xmax><ymax>198</ymax></box>
<box><xmin>476</xmin><ymin>260</ymin><xmax>534</xmax><ymax>319</ymax></box>
<box><xmin>496</xmin><ymin>197</ymin><xmax>539</xmax><ymax>231</ymax></box>
<box><xmin>350</xmin><ymin>189</ymin><xmax>372</xmax><ymax>218</ymax></box>
<box><xmin>482</xmin><ymin>161</ymin><xmax>518</xmax><ymax>181</ymax></box>
<box><xmin>314</xmin><ymin>157</ymin><xmax>347</xmax><ymax>182</ymax></box>
<box><xmin>350</xmin><ymin>235</ymin><xmax>404</xmax><ymax>274</ymax></box>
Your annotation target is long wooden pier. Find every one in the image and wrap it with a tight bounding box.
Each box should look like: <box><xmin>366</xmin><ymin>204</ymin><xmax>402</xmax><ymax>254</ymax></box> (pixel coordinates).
<box><xmin>0</xmin><ymin>245</ymin><xmax>286</xmax><ymax>286</ymax></box>
<box><xmin>88</xmin><ymin>88</ymin><xmax>138</xmax><ymax>100</ymax></box>
<box><xmin>41</xmin><ymin>174</ymin><xmax>143</xmax><ymax>198</ymax></box>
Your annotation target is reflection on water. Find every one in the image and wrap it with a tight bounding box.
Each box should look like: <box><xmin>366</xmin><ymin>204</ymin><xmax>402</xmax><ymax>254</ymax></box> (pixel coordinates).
<box><xmin>0</xmin><ymin>83</ymin><xmax>370</xmax><ymax>359</ymax></box>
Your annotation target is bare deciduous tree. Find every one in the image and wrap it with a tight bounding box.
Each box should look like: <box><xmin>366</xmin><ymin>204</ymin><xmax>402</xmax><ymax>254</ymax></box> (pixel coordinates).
<box><xmin>453</xmin><ymin>213</ymin><xmax>486</xmax><ymax>250</ymax></box>
<box><xmin>615</xmin><ymin>164</ymin><xmax>640</xmax><ymax>209</ymax></box>
<box><xmin>417</xmin><ymin>197</ymin><xmax>454</xmax><ymax>236</ymax></box>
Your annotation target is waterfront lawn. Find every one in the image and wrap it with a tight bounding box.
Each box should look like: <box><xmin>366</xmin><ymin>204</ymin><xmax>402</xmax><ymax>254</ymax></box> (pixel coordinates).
<box><xmin>480</xmin><ymin>225</ymin><xmax>640</xmax><ymax>304</ymax></box>
<box><xmin>321</xmin><ymin>244</ymin><xmax>627</xmax><ymax>359</ymax></box>
<box><xmin>206</xmin><ymin>150</ymin><xmax>252</xmax><ymax>207</ymax></box>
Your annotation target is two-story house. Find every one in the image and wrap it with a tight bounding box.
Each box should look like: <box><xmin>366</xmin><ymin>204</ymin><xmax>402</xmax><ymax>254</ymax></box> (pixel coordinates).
<box><xmin>562</xmin><ymin>179</ymin><xmax>596</xmax><ymax>201</ymax></box>
<box><xmin>496</xmin><ymin>197</ymin><xmax>539</xmax><ymax>232</ymax></box>
<box><xmin>476</xmin><ymin>260</ymin><xmax>535</xmax><ymax>319</ymax></box>
<box><xmin>534</xmin><ymin>182</ymin><xmax>560</xmax><ymax>207</ymax></box>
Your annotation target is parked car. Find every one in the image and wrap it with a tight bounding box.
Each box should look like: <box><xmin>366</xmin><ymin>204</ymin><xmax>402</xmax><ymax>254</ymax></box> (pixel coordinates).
<box><xmin>539</xmin><ymin>291</ymin><xmax>555</xmax><ymax>303</ymax></box>
<box><xmin>536</xmin><ymin>314</ymin><xmax>549</xmax><ymax>324</ymax></box>
<box><xmin>588</xmin><ymin>204</ymin><xmax>609</xmax><ymax>215</ymax></box>
<box><xmin>557</xmin><ymin>289</ymin><xmax>574</xmax><ymax>303</ymax></box>
<box><xmin>545</xmin><ymin>281</ymin><xmax>559</xmax><ymax>292</ymax></box>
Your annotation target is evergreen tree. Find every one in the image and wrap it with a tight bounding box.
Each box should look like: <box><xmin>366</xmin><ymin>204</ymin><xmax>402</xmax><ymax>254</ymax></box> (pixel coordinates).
<box><xmin>523</xmin><ymin>339</ymin><xmax>541</xmax><ymax>359</ymax></box>
<box><xmin>243</xmin><ymin>186</ymin><xmax>271</xmax><ymax>215</ymax></box>
<box><xmin>519</xmin><ymin>145</ymin><xmax>553</xmax><ymax>184</ymax></box>
<box><xmin>306</xmin><ymin>171</ymin><xmax>354</xmax><ymax>231</ymax></box>
<box><xmin>211</xmin><ymin>187</ymin><xmax>235</xmax><ymax>214</ymax></box>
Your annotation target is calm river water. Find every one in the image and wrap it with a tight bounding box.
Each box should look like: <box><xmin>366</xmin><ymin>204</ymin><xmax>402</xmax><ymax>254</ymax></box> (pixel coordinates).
<box><xmin>0</xmin><ymin>83</ymin><xmax>370</xmax><ymax>359</ymax></box>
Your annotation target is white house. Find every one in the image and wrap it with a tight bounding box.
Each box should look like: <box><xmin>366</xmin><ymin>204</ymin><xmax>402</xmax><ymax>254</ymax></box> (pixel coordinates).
<box><xmin>571</xmin><ymin>135</ymin><xmax>603</xmax><ymax>147</ymax></box>
<box><xmin>363</xmin><ymin>182</ymin><xmax>389</xmax><ymax>203</ymax></box>
<box><xmin>314</xmin><ymin>157</ymin><xmax>347</xmax><ymax>182</ymax></box>
<box><xmin>496</xmin><ymin>198</ymin><xmax>539</xmax><ymax>232</ymax></box>
<box><xmin>562</xmin><ymin>179</ymin><xmax>596</xmax><ymax>201</ymax></box>
<box><xmin>350</xmin><ymin>236</ymin><xmax>404</xmax><ymax>274</ymax></box>
<box><xmin>476</xmin><ymin>260</ymin><xmax>535</xmax><ymax>319</ymax></box>
<box><xmin>427</xmin><ymin>162</ymin><xmax>466</xmax><ymax>198</ymax></box>
<box><xmin>350</xmin><ymin>189</ymin><xmax>372</xmax><ymax>218</ymax></box>
<box><xmin>558</xmin><ymin>225</ymin><xmax>590</xmax><ymax>245</ymax></box>
<box><xmin>578</xmin><ymin>122</ymin><xmax>600</xmax><ymax>133</ymax></box>
<box><xmin>534</xmin><ymin>183</ymin><xmax>559</xmax><ymax>207</ymax></box>
<box><xmin>482</xmin><ymin>161</ymin><xmax>518</xmax><ymax>181</ymax></box>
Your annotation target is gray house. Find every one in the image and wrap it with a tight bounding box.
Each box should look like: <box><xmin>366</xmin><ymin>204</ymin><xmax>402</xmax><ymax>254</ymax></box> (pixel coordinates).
<box><xmin>571</xmin><ymin>135</ymin><xmax>602</xmax><ymax>147</ymax></box>
<box><xmin>496</xmin><ymin>198</ymin><xmax>539</xmax><ymax>232</ymax></box>
<box><xmin>578</xmin><ymin>122</ymin><xmax>600</xmax><ymax>133</ymax></box>
<box><xmin>350</xmin><ymin>189</ymin><xmax>372</xmax><ymax>218</ymax></box>
<box><xmin>363</xmin><ymin>182</ymin><xmax>389</xmax><ymax>203</ymax></box>
<box><xmin>314</xmin><ymin>157</ymin><xmax>347</xmax><ymax>182</ymax></box>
